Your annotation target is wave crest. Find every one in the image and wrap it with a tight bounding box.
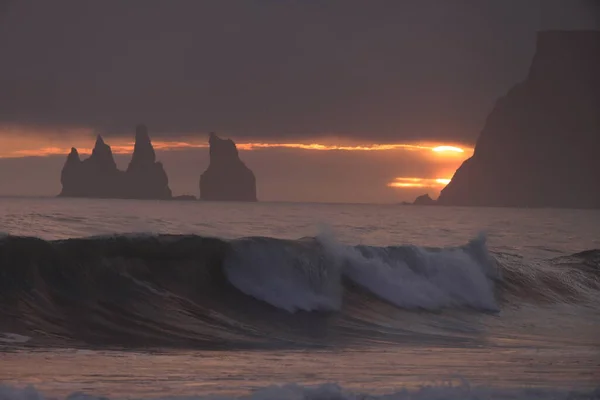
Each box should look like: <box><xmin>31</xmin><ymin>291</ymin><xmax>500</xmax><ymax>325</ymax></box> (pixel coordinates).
<box><xmin>323</xmin><ymin>233</ymin><xmax>500</xmax><ymax>311</ymax></box>
<box><xmin>0</xmin><ymin>233</ymin><xmax>598</xmax><ymax>348</ymax></box>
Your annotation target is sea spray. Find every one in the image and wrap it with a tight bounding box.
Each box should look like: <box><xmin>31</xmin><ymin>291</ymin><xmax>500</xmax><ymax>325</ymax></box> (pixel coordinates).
<box><xmin>318</xmin><ymin>230</ymin><xmax>499</xmax><ymax>311</ymax></box>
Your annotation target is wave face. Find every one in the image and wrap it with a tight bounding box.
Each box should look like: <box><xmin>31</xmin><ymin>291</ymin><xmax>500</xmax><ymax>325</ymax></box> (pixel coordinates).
<box><xmin>0</xmin><ymin>234</ymin><xmax>598</xmax><ymax>349</ymax></box>
<box><xmin>224</xmin><ymin>237</ymin><xmax>343</xmax><ymax>313</ymax></box>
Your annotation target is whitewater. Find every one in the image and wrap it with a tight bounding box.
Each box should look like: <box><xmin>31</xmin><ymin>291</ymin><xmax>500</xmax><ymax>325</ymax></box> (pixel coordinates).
<box><xmin>0</xmin><ymin>197</ymin><xmax>599</xmax><ymax>400</ymax></box>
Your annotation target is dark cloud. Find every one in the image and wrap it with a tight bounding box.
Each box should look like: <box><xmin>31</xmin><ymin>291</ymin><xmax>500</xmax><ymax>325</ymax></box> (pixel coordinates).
<box><xmin>0</xmin><ymin>0</ymin><xmax>597</xmax><ymax>141</ymax></box>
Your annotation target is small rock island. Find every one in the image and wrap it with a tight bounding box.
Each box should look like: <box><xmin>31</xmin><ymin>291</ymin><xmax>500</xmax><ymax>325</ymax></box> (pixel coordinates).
<box><xmin>412</xmin><ymin>194</ymin><xmax>436</xmax><ymax>206</ymax></box>
<box><xmin>200</xmin><ymin>133</ymin><xmax>257</xmax><ymax>201</ymax></box>
<box><xmin>59</xmin><ymin>125</ymin><xmax>172</xmax><ymax>200</ymax></box>
<box><xmin>437</xmin><ymin>30</ymin><xmax>600</xmax><ymax>209</ymax></box>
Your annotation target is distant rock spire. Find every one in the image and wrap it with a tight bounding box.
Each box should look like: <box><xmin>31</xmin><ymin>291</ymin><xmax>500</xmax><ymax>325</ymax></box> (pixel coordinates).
<box><xmin>60</xmin><ymin>147</ymin><xmax>83</xmax><ymax>196</ymax></box>
<box><xmin>67</xmin><ymin>147</ymin><xmax>80</xmax><ymax>161</ymax></box>
<box><xmin>59</xmin><ymin>125</ymin><xmax>172</xmax><ymax>200</ymax></box>
<box><xmin>125</xmin><ymin>124</ymin><xmax>171</xmax><ymax>199</ymax></box>
<box><xmin>92</xmin><ymin>135</ymin><xmax>108</xmax><ymax>154</ymax></box>
<box><xmin>200</xmin><ymin>133</ymin><xmax>257</xmax><ymax>201</ymax></box>
<box><xmin>128</xmin><ymin>124</ymin><xmax>156</xmax><ymax>168</ymax></box>
<box><xmin>89</xmin><ymin>134</ymin><xmax>117</xmax><ymax>171</ymax></box>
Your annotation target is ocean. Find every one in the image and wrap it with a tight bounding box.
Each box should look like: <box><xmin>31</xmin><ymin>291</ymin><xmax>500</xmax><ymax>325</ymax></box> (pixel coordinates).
<box><xmin>0</xmin><ymin>197</ymin><xmax>599</xmax><ymax>400</ymax></box>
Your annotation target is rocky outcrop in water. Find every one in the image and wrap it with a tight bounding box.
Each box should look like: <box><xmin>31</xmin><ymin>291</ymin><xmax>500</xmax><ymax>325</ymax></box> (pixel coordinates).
<box><xmin>413</xmin><ymin>194</ymin><xmax>436</xmax><ymax>206</ymax></box>
<box><xmin>200</xmin><ymin>133</ymin><xmax>257</xmax><ymax>201</ymax></box>
<box><xmin>124</xmin><ymin>125</ymin><xmax>171</xmax><ymax>199</ymax></box>
<box><xmin>60</xmin><ymin>136</ymin><xmax>124</xmax><ymax>198</ymax></box>
<box><xmin>438</xmin><ymin>30</ymin><xmax>600</xmax><ymax>209</ymax></box>
<box><xmin>59</xmin><ymin>125</ymin><xmax>172</xmax><ymax>199</ymax></box>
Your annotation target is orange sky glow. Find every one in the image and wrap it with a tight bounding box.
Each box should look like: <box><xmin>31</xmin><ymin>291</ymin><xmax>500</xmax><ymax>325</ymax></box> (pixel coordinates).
<box><xmin>0</xmin><ymin>139</ymin><xmax>473</xmax><ymax>159</ymax></box>
<box><xmin>388</xmin><ymin>177</ymin><xmax>452</xmax><ymax>188</ymax></box>
<box><xmin>0</xmin><ymin>126</ymin><xmax>473</xmax><ymax>194</ymax></box>
<box><xmin>0</xmin><ymin>128</ymin><xmax>473</xmax><ymax>157</ymax></box>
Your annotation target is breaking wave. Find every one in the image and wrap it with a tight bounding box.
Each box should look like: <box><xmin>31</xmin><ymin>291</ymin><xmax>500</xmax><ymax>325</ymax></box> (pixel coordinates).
<box><xmin>0</xmin><ymin>233</ymin><xmax>598</xmax><ymax>348</ymax></box>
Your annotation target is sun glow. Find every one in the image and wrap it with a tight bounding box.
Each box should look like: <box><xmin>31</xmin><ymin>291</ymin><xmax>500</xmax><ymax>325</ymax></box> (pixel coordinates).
<box><xmin>0</xmin><ymin>124</ymin><xmax>475</xmax><ymax>158</ymax></box>
<box><xmin>0</xmin><ymin>137</ymin><xmax>473</xmax><ymax>159</ymax></box>
<box><xmin>432</xmin><ymin>146</ymin><xmax>464</xmax><ymax>153</ymax></box>
<box><xmin>388</xmin><ymin>177</ymin><xmax>452</xmax><ymax>189</ymax></box>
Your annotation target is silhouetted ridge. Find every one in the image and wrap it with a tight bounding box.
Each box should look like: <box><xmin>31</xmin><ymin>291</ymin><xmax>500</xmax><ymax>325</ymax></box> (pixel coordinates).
<box><xmin>59</xmin><ymin>125</ymin><xmax>172</xmax><ymax>200</ymax></box>
<box><xmin>200</xmin><ymin>133</ymin><xmax>257</xmax><ymax>201</ymax></box>
<box><xmin>438</xmin><ymin>30</ymin><xmax>600</xmax><ymax>209</ymax></box>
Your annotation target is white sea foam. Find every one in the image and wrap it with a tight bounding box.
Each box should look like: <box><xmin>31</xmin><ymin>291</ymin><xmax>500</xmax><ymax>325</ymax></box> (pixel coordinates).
<box><xmin>224</xmin><ymin>231</ymin><xmax>500</xmax><ymax>313</ymax></box>
<box><xmin>321</xmin><ymin>232</ymin><xmax>500</xmax><ymax>311</ymax></box>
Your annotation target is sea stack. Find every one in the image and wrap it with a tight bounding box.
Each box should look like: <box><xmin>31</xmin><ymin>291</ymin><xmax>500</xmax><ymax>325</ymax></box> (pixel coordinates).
<box><xmin>125</xmin><ymin>125</ymin><xmax>172</xmax><ymax>199</ymax></box>
<box><xmin>413</xmin><ymin>194</ymin><xmax>436</xmax><ymax>206</ymax></box>
<box><xmin>60</xmin><ymin>136</ymin><xmax>124</xmax><ymax>198</ymax></box>
<box><xmin>60</xmin><ymin>147</ymin><xmax>83</xmax><ymax>197</ymax></box>
<box><xmin>200</xmin><ymin>133</ymin><xmax>257</xmax><ymax>201</ymax></box>
<box><xmin>59</xmin><ymin>125</ymin><xmax>172</xmax><ymax>200</ymax></box>
<box><xmin>438</xmin><ymin>30</ymin><xmax>600</xmax><ymax>209</ymax></box>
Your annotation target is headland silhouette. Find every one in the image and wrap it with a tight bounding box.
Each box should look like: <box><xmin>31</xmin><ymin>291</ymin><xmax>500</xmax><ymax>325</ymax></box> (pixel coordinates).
<box><xmin>414</xmin><ymin>30</ymin><xmax>600</xmax><ymax>209</ymax></box>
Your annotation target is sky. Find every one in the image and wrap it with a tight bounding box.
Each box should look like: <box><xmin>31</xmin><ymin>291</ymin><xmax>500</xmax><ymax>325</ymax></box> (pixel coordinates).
<box><xmin>0</xmin><ymin>0</ymin><xmax>598</xmax><ymax>203</ymax></box>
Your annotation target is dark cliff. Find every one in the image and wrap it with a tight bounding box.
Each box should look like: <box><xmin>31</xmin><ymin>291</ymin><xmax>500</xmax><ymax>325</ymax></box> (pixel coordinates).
<box><xmin>59</xmin><ymin>125</ymin><xmax>172</xmax><ymax>200</ymax></box>
<box><xmin>438</xmin><ymin>31</ymin><xmax>600</xmax><ymax>209</ymax></box>
<box><xmin>200</xmin><ymin>133</ymin><xmax>257</xmax><ymax>201</ymax></box>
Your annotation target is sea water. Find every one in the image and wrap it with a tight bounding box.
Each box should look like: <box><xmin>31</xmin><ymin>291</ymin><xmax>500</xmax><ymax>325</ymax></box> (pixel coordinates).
<box><xmin>0</xmin><ymin>197</ymin><xmax>599</xmax><ymax>399</ymax></box>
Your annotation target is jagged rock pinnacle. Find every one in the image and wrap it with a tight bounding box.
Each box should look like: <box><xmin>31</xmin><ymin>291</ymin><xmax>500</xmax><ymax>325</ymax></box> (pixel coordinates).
<box><xmin>130</xmin><ymin>124</ymin><xmax>156</xmax><ymax>167</ymax></box>
<box><xmin>59</xmin><ymin>125</ymin><xmax>172</xmax><ymax>200</ymax></box>
<box><xmin>67</xmin><ymin>147</ymin><xmax>80</xmax><ymax>161</ymax></box>
<box><xmin>200</xmin><ymin>133</ymin><xmax>257</xmax><ymax>202</ymax></box>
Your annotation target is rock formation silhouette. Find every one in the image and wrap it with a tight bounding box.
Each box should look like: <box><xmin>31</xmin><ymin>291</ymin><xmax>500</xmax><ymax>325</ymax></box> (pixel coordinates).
<box><xmin>125</xmin><ymin>125</ymin><xmax>171</xmax><ymax>199</ymax></box>
<box><xmin>438</xmin><ymin>30</ymin><xmax>600</xmax><ymax>209</ymax></box>
<box><xmin>200</xmin><ymin>133</ymin><xmax>257</xmax><ymax>201</ymax></box>
<box><xmin>413</xmin><ymin>194</ymin><xmax>436</xmax><ymax>206</ymax></box>
<box><xmin>59</xmin><ymin>125</ymin><xmax>172</xmax><ymax>200</ymax></box>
